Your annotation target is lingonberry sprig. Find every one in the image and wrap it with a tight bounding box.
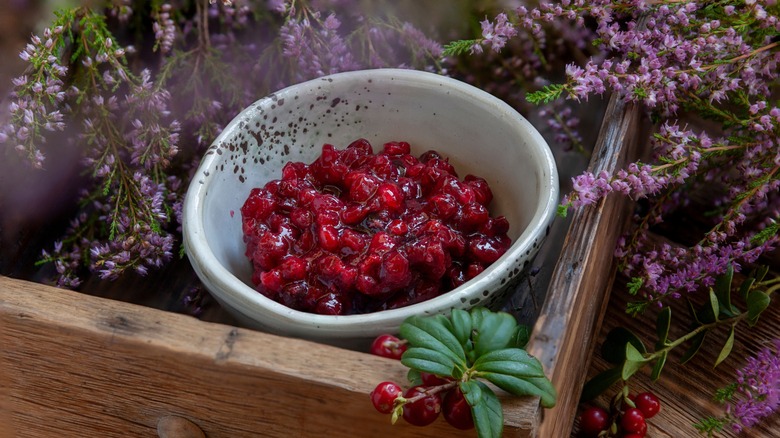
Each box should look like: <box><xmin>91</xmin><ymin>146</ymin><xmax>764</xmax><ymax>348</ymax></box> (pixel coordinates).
<box><xmin>582</xmin><ymin>266</ymin><xmax>776</xmax><ymax>403</ymax></box>
<box><xmin>369</xmin><ymin>307</ymin><xmax>556</xmax><ymax>437</ymax></box>
<box><xmin>579</xmin><ymin>385</ymin><xmax>662</xmax><ymax>437</ymax></box>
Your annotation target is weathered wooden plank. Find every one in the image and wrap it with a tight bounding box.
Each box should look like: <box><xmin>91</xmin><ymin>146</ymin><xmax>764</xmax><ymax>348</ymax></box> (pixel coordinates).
<box><xmin>0</xmin><ymin>275</ymin><xmax>539</xmax><ymax>437</ymax></box>
<box><xmin>527</xmin><ymin>94</ymin><xmax>645</xmax><ymax>437</ymax></box>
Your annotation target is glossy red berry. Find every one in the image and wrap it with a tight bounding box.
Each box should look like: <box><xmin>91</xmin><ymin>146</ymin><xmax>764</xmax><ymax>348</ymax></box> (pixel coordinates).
<box><xmin>634</xmin><ymin>392</ymin><xmax>661</xmax><ymax>419</ymax></box>
<box><xmin>620</xmin><ymin>408</ymin><xmax>647</xmax><ymax>435</ymax></box>
<box><xmin>402</xmin><ymin>386</ymin><xmax>442</xmax><ymax>426</ymax></box>
<box><xmin>370</xmin><ymin>381</ymin><xmax>402</xmax><ymax>414</ymax></box>
<box><xmin>578</xmin><ymin>406</ymin><xmax>610</xmax><ymax>437</ymax></box>
<box><xmin>420</xmin><ymin>372</ymin><xmax>451</xmax><ymax>386</ymax></box>
<box><xmin>622</xmin><ymin>434</ymin><xmax>644</xmax><ymax>438</ymax></box>
<box><xmin>370</xmin><ymin>334</ymin><xmax>407</xmax><ymax>360</ymax></box>
<box><xmin>443</xmin><ymin>388</ymin><xmax>474</xmax><ymax>430</ymax></box>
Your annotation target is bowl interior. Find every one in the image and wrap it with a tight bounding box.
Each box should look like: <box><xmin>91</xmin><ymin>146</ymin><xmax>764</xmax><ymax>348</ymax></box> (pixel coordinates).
<box><xmin>185</xmin><ymin>69</ymin><xmax>557</xmax><ymax>338</ymax></box>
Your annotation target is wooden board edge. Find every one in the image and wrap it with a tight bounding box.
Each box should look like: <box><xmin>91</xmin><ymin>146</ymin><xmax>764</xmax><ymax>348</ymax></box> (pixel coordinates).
<box><xmin>0</xmin><ymin>275</ymin><xmax>540</xmax><ymax>436</ymax></box>
<box><xmin>526</xmin><ymin>95</ymin><xmax>645</xmax><ymax>437</ymax></box>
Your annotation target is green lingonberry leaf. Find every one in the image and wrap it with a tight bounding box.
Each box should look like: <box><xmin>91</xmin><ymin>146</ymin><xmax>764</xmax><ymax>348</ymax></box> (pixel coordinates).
<box><xmin>651</xmin><ymin>350</ymin><xmax>668</xmax><ymax>381</ymax></box>
<box><xmin>601</xmin><ymin>327</ymin><xmax>647</xmax><ymax>364</ymax></box>
<box><xmin>739</xmin><ymin>276</ymin><xmax>755</xmax><ymax>302</ymax></box>
<box><xmin>474</xmin><ymin>348</ymin><xmax>557</xmax><ymax>408</ymax></box>
<box><xmin>680</xmin><ymin>331</ymin><xmax>707</xmax><ymax>365</ymax></box>
<box><xmin>406</xmin><ymin>368</ymin><xmax>423</xmax><ymax>386</ymax></box>
<box><xmin>461</xmin><ymin>380</ymin><xmax>503</xmax><ymax>438</ymax></box>
<box><xmin>514</xmin><ymin>324</ymin><xmax>531</xmax><ymax>349</ymax></box>
<box><xmin>399</xmin><ymin>314</ymin><xmax>468</xmax><ymax>367</ymax></box>
<box><xmin>708</xmin><ymin>289</ymin><xmax>720</xmax><ymax>322</ymax></box>
<box><xmin>713</xmin><ymin>264</ymin><xmax>738</xmax><ymax>317</ymax></box>
<box><xmin>621</xmin><ymin>343</ymin><xmax>650</xmax><ymax>380</ymax></box>
<box><xmin>625</xmin><ymin>342</ymin><xmax>646</xmax><ymax>362</ymax></box>
<box><xmin>655</xmin><ymin>307</ymin><xmax>672</xmax><ymax>349</ymax></box>
<box><xmin>471</xmin><ymin>308</ymin><xmax>520</xmax><ymax>358</ymax></box>
<box><xmin>580</xmin><ymin>367</ymin><xmax>622</xmax><ymax>402</ymax></box>
<box><xmin>746</xmin><ymin>290</ymin><xmax>771</xmax><ymax>326</ymax></box>
<box><xmin>450</xmin><ymin>308</ymin><xmax>473</xmax><ymax>351</ymax></box>
<box><xmin>714</xmin><ymin>324</ymin><xmax>735</xmax><ymax>368</ymax></box>
<box><xmin>401</xmin><ymin>347</ymin><xmax>459</xmax><ymax>379</ymax></box>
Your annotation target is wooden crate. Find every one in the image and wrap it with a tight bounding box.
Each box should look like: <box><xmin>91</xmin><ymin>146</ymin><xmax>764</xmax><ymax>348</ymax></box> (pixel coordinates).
<box><xmin>0</xmin><ymin>94</ymin><xmax>642</xmax><ymax>438</ymax></box>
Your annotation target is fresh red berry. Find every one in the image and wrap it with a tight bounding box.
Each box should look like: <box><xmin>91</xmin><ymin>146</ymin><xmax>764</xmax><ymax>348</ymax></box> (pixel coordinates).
<box><xmin>402</xmin><ymin>386</ymin><xmax>442</xmax><ymax>427</ymax></box>
<box><xmin>634</xmin><ymin>392</ymin><xmax>661</xmax><ymax>419</ymax></box>
<box><xmin>620</xmin><ymin>408</ymin><xmax>647</xmax><ymax>435</ymax></box>
<box><xmin>443</xmin><ymin>388</ymin><xmax>474</xmax><ymax>430</ymax></box>
<box><xmin>420</xmin><ymin>372</ymin><xmax>451</xmax><ymax>386</ymax></box>
<box><xmin>578</xmin><ymin>406</ymin><xmax>610</xmax><ymax>437</ymax></box>
<box><xmin>370</xmin><ymin>382</ymin><xmax>402</xmax><ymax>414</ymax></box>
<box><xmin>622</xmin><ymin>434</ymin><xmax>644</xmax><ymax>438</ymax></box>
<box><xmin>370</xmin><ymin>334</ymin><xmax>407</xmax><ymax>360</ymax></box>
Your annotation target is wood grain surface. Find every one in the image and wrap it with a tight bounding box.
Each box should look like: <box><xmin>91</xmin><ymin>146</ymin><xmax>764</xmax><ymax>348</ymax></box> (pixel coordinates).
<box><xmin>529</xmin><ymin>94</ymin><xmax>645</xmax><ymax>437</ymax></box>
<box><xmin>0</xmin><ymin>275</ymin><xmax>540</xmax><ymax>437</ymax></box>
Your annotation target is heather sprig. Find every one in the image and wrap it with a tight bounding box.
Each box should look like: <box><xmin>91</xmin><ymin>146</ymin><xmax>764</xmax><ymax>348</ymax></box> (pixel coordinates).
<box><xmin>5</xmin><ymin>0</ymin><xmax>446</xmax><ymax>287</ymax></box>
<box><xmin>695</xmin><ymin>339</ymin><xmax>780</xmax><ymax>435</ymax></box>
<box><xmin>463</xmin><ymin>1</ymin><xmax>780</xmax><ymax>306</ymax></box>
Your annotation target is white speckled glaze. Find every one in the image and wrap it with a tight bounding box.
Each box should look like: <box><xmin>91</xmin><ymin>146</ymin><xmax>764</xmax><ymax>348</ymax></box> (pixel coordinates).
<box><xmin>183</xmin><ymin>69</ymin><xmax>558</xmax><ymax>345</ymax></box>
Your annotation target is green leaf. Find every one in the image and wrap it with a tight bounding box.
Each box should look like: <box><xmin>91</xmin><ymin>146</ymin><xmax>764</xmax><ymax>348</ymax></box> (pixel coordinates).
<box><xmin>462</xmin><ymin>380</ymin><xmax>503</xmax><ymax>438</ymax></box>
<box><xmin>580</xmin><ymin>367</ymin><xmax>621</xmax><ymax>402</ymax></box>
<box><xmin>651</xmin><ymin>351</ymin><xmax>668</xmax><ymax>381</ymax></box>
<box><xmin>514</xmin><ymin>325</ymin><xmax>531</xmax><ymax>349</ymax></box>
<box><xmin>475</xmin><ymin>349</ymin><xmax>556</xmax><ymax>408</ymax></box>
<box><xmin>755</xmin><ymin>265</ymin><xmax>769</xmax><ymax>283</ymax></box>
<box><xmin>739</xmin><ymin>276</ymin><xmax>755</xmax><ymax>302</ymax></box>
<box><xmin>746</xmin><ymin>290</ymin><xmax>771</xmax><ymax>326</ymax></box>
<box><xmin>473</xmin><ymin>348</ymin><xmax>545</xmax><ymax>378</ymax></box>
<box><xmin>450</xmin><ymin>308</ymin><xmax>473</xmax><ymax>350</ymax></box>
<box><xmin>680</xmin><ymin>331</ymin><xmax>707</xmax><ymax>365</ymax></box>
<box><xmin>709</xmin><ymin>289</ymin><xmax>720</xmax><ymax>322</ymax></box>
<box><xmin>400</xmin><ymin>315</ymin><xmax>467</xmax><ymax>367</ymax></box>
<box><xmin>556</xmin><ymin>203</ymin><xmax>569</xmax><ymax>218</ymax></box>
<box><xmin>655</xmin><ymin>307</ymin><xmax>671</xmax><ymax>349</ymax></box>
<box><xmin>625</xmin><ymin>342</ymin><xmax>646</xmax><ymax>362</ymax></box>
<box><xmin>472</xmin><ymin>309</ymin><xmax>520</xmax><ymax>358</ymax></box>
<box><xmin>601</xmin><ymin>327</ymin><xmax>647</xmax><ymax>364</ymax></box>
<box><xmin>401</xmin><ymin>347</ymin><xmax>457</xmax><ymax>379</ymax></box>
<box><xmin>714</xmin><ymin>264</ymin><xmax>737</xmax><ymax>317</ymax></box>
<box><xmin>714</xmin><ymin>325</ymin><xmax>735</xmax><ymax>368</ymax></box>
<box><xmin>686</xmin><ymin>298</ymin><xmax>702</xmax><ymax>325</ymax></box>
<box><xmin>622</xmin><ymin>336</ymin><xmax>650</xmax><ymax>381</ymax></box>
<box><xmin>406</xmin><ymin>369</ymin><xmax>423</xmax><ymax>386</ymax></box>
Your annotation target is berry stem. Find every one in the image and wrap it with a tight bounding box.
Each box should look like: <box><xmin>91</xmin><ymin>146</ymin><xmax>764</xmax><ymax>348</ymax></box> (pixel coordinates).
<box><xmin>395</xmin><ymin>380</ymin><xmax>459</xmax><ymax>407</ymax></box>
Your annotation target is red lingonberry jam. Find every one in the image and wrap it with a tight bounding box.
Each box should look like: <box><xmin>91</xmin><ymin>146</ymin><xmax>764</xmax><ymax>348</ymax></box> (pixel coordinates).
<box><xmin>241</xmin><ymin>139</ymin><xmax>511</xmax><ymax>315</ymax></box>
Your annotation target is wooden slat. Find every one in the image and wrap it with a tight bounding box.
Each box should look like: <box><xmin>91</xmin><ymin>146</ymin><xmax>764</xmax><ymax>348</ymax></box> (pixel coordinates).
<box><xmin>0</xmin><ymin>275</ymin><xmax>540</xmax><ymax>437</ymax></box>
<box><xmin>527</xmin><ymin>94</ymin><xmax>644</xmax><ymax>437</ymax></box>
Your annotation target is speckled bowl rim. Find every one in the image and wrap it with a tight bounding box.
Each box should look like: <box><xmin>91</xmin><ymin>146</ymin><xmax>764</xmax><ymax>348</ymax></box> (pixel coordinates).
<box><xmin>183</xmin><ymin>68</ymin><xmax>559</xmax><ymax>334</ymax></box>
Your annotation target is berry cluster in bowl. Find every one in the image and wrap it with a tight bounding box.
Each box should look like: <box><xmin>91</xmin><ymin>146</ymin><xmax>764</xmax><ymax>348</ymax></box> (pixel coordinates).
<box><xmin>241</xmin><ymin>138</ymin><xmax>511</xmax><ymax>315</ymax></box>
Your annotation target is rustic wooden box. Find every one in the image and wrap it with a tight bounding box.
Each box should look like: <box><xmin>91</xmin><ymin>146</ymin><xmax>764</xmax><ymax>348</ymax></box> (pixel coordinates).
<box><xmin>0</xmin><ymin>95</ymin><xmax>641</xmax><ymax>438</ymax></box>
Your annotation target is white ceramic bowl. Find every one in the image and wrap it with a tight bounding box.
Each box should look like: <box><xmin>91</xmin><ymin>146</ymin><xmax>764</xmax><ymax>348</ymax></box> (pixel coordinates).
<box><xmin>183</xmin><ymin>68</ymin><xmax>558</xmax><ymax>345</ymax></box>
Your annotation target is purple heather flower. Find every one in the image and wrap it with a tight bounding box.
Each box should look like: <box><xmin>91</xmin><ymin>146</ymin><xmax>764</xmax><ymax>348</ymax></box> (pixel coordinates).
<box><xmin>480</xmin><ymin>13</ymin><xmax>518</xmax><ymax>52</ymax></box>
<box><xmin>728</xmin><ymin>340</ymin><xmax>780</xmax><ymax>432</ymax></box>
<box><xmin>153</xmin><ymin>4</ymin><xmax>176</xmax><ymax>54</ymax></box>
